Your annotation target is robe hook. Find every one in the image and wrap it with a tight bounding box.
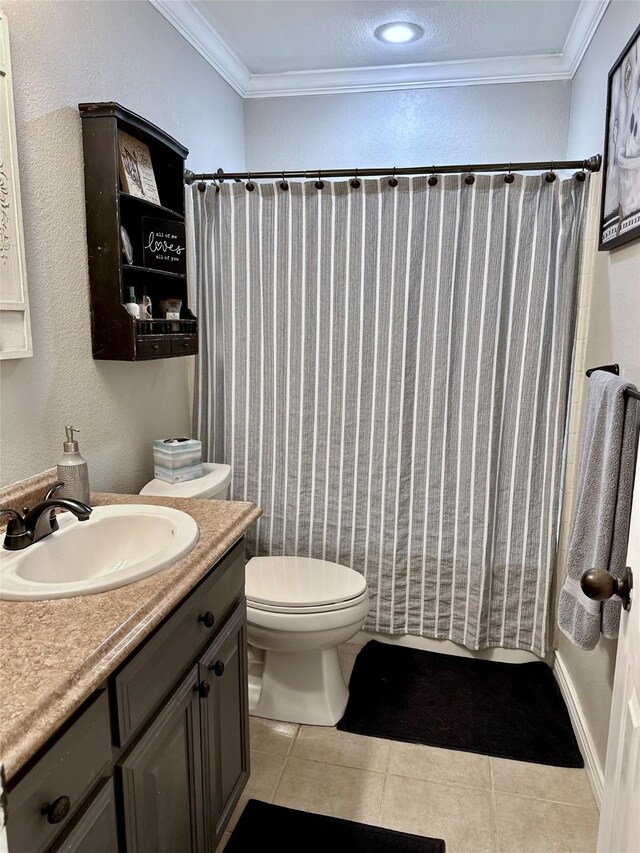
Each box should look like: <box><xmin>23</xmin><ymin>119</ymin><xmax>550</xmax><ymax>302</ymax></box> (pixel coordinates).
<box><xmin>351</xmin><ymin>168</ymin><xmax>361</xmax><ymax>189</ymax></box>
<box><xmin>388</xmin><ymin>167</ymin><xmax>398</xmax><ymax>188</ymax></box>
<box><xmin>428</xmin><ymin>166</ymin><xmax>438</xmax><ymax>187</ymax></box>
<box><xmin>315</xmin><ymin>170</ymin><xmax>324</xmax><ymax>190</ymax></box>
<box><xmin>505</xmin><ymin>163</ymin><xmax>514</xmax><ymax>184</ymax></box>
<box><xmin>280</xmin><ymin>171</ymin><xmax>289</xmax><ymax>191</ymax></box>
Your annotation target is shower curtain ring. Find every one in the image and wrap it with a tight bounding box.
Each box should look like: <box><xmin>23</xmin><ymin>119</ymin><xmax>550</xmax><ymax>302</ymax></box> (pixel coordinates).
<box><xmin>576</xmin><ymin>163</ymin><xmax>587</xmax><ymax>182</ymax></box>
<box><xmin>315</xmin><ymin>170</ymin><xmax>325</xmax><ymax>190</ymax></box>
<box><xmin>197</xmin><ymin>180</ymin><xmax>207</xmax><ymax>192</ymax></box>
<box><xmin>465</xmin><ymin>165</ymin><xmax>475</xmax><ymax>185</ymax></box>
<box><xmin>246</xmin><ymin>172</ymin><xmax>255</xmax><ymax>192</ymax></box>
<box><xmin>389</xmin><ymin>166</ymin><xmax>398</xmax><ymax>188</ymax></box>
<box><xmin>351</xmin><ymin>168</ymin><xmax>361</xmax><ymax>189</ymax></box>
<box><xmin>428</xmin><ymin>166</ymin><xmax>438</xmax><ymax>187</ymax></box>
<box><xmin>545</xmin><ymin>162</ymin><xmax>556</xmax><ymax>183</ymax></box>
<box><xmin>280</xmin><ymin>171</ymin><xmax>289</xmax><ymax>191</ymax></box>
<box><xmin>505</xmin><ymin>163</ymin><xmax>514</xmax><ymax>184</ymax></box>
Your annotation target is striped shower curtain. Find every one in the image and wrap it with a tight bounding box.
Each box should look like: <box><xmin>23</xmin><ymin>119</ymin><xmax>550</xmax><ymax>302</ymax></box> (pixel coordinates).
<box><xmin>193</xmin><ymin>173</ymin><xmax>589</xmax><ymax>656</ymax></box>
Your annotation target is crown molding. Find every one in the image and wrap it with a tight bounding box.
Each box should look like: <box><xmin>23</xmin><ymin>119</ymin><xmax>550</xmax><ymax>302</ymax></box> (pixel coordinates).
<box><xmin>244</xmin><ymin>53</ymin><xmax>569</xmax><ymax>99</ymax></box>
<box><xmin>149</xmin><ymin>0</ymin><xmax>250</xmax><ymax>96</ymax></box>
<box><xmin>150</xmin><ymin>0</ymin><xmax>609</xmax><ymax>99</ymax></box>
<box><xmin>562</xmin><ymin>0</ymin><xmax>610</xmax><ymax>77</ymax></box>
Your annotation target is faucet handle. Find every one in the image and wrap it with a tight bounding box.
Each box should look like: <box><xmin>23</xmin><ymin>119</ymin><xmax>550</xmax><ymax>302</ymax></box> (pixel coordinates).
<box><xmin>1</xmin><ymin>509</ymin><xmax>30</xmax><ymax>551</ymax></box>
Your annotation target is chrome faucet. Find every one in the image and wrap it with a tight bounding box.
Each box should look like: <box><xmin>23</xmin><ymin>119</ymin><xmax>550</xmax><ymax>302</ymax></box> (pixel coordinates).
<box><xmin>1</xmin><ymin>482</ymin><xmax>92</xmax><ymax>551</ymax></box>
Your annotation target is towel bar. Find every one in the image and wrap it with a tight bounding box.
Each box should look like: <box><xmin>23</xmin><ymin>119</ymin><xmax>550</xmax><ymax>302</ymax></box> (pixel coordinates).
<box><xmin>586</xmin><ymin>364</ymin><xmax>640</xmax><ymax>401</ymax></box>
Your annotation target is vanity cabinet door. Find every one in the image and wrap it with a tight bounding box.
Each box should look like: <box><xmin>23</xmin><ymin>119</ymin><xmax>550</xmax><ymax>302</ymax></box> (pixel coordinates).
<box><xmin>118</xmin><ymin>667</ymin><xmax>204</xmax><ymax>853</ymax></box>
<box><xmin>48</xmin><ymin>778</ymin><xmax>118</xmax><ymax>853</ymax></box>
<box><xmin>199</xmin><ymin>602</ymin><xmax>250</xmax><ymax>849</ymax></box>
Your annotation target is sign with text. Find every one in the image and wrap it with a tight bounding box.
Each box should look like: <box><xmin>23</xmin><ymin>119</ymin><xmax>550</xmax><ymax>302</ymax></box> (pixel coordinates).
<box><xmin>142</xmin><ymin>218</ymin><xmax>186</xmax><ymax>274</ymax></box>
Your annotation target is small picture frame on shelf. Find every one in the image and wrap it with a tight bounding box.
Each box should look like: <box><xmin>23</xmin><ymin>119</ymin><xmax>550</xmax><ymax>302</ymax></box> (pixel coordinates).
<box><xmin>142</xmin><ymin>217</ymin><xmax>186</xmax><ymax>274</ymax></box>
<box><xmin>599</xmin><ymin>23</ymin><xmax>640</xmax><ymax>250</ymax></box>
<box><xmin>118</xmin><ymin>130</ymin><xmax>161</xmax><ymax>205</ymax></box>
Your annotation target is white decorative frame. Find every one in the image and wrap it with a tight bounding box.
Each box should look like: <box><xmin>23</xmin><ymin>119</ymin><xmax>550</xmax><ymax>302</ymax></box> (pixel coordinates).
<box><xmin>0</xmin><ymin>11</ymin><xmax>32</xmax><ymax>359</ymax></box>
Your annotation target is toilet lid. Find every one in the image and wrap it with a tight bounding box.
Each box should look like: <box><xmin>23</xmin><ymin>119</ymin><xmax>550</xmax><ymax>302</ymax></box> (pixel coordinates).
<box><xmin>245</xmin><ymin>556</ymin><xmax>367</xmax><ymax>609</ymax></box>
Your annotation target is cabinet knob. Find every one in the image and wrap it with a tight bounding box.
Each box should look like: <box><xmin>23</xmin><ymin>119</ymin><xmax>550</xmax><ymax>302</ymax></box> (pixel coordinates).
<box><xmin>41</xmin><ymin>795</ymin><xmax>71</xmax><ymax>824</ymax></box>
<box><xmin>210</xmin><ymin>660</ymin><xmax>225</xmax><ymax>677</ymax></box>
<box><xmin>195</xmin><ymin>680</ymin><xmax>210</xmax><ymax>699</ymax></box>
<box><xmin>198</xmin><ymin>611</ymin><xmax>215</xmax><ymax>628</ymax></box>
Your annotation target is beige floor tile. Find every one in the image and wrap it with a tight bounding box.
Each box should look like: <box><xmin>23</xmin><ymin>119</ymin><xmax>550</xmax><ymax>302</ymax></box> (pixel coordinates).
<box><xmin>380</xmin><ymin>774</ymin><xmax>494</xmax><ymax>853</ymax></box>
<box><xmin>339</xmin><ymin>641</ymin><xmax>364</xmax><ymax>655</ymax></box>
<box><xmin>340</xmin><ymin>652</ymin><xmax>357</xmax><ymax>681</ymax></box>
<box><xmin>227</xmin><ymin>750</ymin><xmax>286</xmax><ymax>831</ymax></box>
<box><xmin>273</xmin><ymin>756</ymin><xmax>385</xmax><ymax>824</ymax></box>
<box><xmin>389</xmin><ymin>741</ymin><xmax>491</xmax><ymax>789</ymax></box>
<box><xmin>494</xmin><ymin>793</ymin><xmax>599</xmax><ymax>853</ymax></box>
<box><xmin>214</xmin><ymin>832</ymin><xmax>231</xmax><ymax>852</ymax></box>
<box><xmin>250</xmin><ymin>716</ymin><xmax>299</xmax><ymax>755</ymax></box>
<box><xmin>293</xmin><ymin>725</ymin><xmax>390</xmax><ymax>771</ymax></box>
<box><xmin>491</xmin><ymin>758</ymin><xmax>595</xmax><ymax>806</ymax></box>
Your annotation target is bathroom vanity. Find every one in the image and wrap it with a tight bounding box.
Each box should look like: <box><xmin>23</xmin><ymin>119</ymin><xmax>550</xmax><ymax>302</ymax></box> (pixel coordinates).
<box><xmin>0</xmin><ymin>485</ymin><xmax>261</xmax><ymax>853</ymax></box>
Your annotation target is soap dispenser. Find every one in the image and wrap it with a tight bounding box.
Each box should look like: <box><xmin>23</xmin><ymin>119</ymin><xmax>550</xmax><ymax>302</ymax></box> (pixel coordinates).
<box><xmin>57</xmin><ymin>426</ymin><xmax>90</xmax><ymax>505</ymax></box>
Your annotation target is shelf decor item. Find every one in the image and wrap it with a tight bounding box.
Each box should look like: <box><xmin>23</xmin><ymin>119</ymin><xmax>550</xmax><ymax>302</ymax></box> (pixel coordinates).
<box><xmin>118</xmin><ymin>129</ymin><xmax>161</xmax><ymax>205</ymax></box>
<box><xmin>599</xmin><ymin>23</ymin><xmax>640</xmax><ymax>250</ymax></box>
<box><xmin>120</xmin><ymin>226</ymin><xmax>133</xmax><ymax>265</ymax></box>
<box><xmin>143</xmin><ymin>218</ymin><xmax>187</xmax><ymax>274</ymax></box>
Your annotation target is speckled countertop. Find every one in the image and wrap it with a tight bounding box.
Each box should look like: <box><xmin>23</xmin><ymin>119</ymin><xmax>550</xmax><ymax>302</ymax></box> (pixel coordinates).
<box><xmin>0</xmin><ymin>491</ymin><xmax>261</xmax><ymax>782</ymax></box>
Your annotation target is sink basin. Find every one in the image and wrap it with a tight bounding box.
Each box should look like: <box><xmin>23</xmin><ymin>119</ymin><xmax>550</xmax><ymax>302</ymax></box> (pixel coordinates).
<box><xmin>0</xmin><ymin>504</ymin><xmax>199</xmax><ymax>600</ymax></box>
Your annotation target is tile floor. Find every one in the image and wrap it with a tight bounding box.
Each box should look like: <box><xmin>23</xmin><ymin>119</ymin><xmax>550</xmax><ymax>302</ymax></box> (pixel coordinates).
<box><xmin>216</xmin><ymin>647</ymin><xmax>599</xmax><ymax>853</ymax></box>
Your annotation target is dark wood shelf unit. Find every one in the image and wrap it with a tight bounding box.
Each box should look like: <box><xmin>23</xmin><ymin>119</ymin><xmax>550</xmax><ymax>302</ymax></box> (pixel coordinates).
<box><xmin>79</xmin><ymin>102</ymin><xmax>197</xmax><ymax>361</ymax></box>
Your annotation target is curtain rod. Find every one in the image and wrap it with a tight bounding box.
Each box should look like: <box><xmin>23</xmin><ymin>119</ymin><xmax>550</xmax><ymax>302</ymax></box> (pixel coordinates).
<box><xmin>184</xmin><ymin>154</ymin><xmax>601</xmax><ymax>185</ymax></box>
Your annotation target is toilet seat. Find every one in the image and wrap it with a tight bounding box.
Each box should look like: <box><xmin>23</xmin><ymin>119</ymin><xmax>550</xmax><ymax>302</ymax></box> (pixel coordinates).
<box><xmin>246</xmin><ymin>556</ymin><xmax>367</xmax><ymax>614</ymax></box>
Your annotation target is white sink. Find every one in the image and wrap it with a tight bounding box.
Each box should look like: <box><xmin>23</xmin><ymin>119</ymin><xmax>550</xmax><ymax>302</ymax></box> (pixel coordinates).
<box><xmin>0</xmin><ymin>504</ymin><xmax>199</xmax><ymax>600</ymax></box>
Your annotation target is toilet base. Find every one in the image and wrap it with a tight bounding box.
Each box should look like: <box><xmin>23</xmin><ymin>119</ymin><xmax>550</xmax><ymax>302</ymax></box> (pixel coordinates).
<box><xmin>249</xmin><ymin>646</ymin><xmax>349</xmax><ymax>726</ymax></box>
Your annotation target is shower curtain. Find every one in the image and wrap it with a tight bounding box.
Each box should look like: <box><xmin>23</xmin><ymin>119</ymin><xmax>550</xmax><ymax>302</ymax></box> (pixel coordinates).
<box><xmin>193</xmin><ymin>173</ymin><xmax>589</xmax><ymax>656</ymax></box>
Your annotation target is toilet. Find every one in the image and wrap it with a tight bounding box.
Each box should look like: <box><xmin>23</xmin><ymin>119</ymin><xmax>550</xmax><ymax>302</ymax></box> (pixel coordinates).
<box><xmin>245</xmin><ymin>556</ymin><xmax>369</xmax><ymax>726</ymax></box>
<box><xmin>140</xmin><ymin>463</ymin><xmax>369</xmax><ymax>726</ymax></box>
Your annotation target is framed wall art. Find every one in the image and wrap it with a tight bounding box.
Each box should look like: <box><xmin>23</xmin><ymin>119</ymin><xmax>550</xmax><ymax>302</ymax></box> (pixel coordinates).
<box><xmin>599</xmin><ymin>23</ymin><xmax>640</xmax><ymax>250</ymax></box>
<box><xmin>118</xmin><ymin>130</ymin><xmax>161</xmax><ymax>205</ymax></box>
<box><xmin>0</xmin><ymin>12</ymin><xmax>32</xmax><ymax>358</ymax></box>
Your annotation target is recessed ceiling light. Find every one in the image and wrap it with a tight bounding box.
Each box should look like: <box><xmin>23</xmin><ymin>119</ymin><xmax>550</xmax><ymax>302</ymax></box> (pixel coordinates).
<box><xmin>374</xmin><ymin>22</ymin><xmax>423</xmax><ymax>44</ymax></box>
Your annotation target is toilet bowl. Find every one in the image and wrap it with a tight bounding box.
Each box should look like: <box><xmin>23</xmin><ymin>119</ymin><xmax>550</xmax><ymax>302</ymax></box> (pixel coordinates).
<box><xmin>246</xmin><ymin>556</ymin><xmax>369</xmax><ymax>726</ymax></box>
<box><xmin>140</xmin><ymin>465</ymin><xmax>369</xmax><ymax>726</ymax></box>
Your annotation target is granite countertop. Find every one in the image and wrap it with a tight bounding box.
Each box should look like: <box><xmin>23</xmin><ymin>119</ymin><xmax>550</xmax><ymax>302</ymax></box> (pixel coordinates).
<box><xmin>0</xmin><ymin>491</ymin><xmax>261</xmax><ymax>782</ymax></box>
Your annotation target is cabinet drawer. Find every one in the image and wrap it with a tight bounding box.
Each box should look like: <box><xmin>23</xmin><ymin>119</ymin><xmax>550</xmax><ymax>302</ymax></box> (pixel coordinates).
<box><xmin>113</xmin><ymin>540</ymin><xmax>245</xmax><ymax>747</ymax></box>
<box><xmin>171</xmin><ymin>335</ymin><xmax>198</xmax><ymax>356</ymax></box>
<box><xmin>137</xmin><ymin>337</ymin><xmax>171</xmax><ymax>359</ymax></box>
<box><xmin>8</xmin><ymin>691</ymin><xmax>111</xmax><ymax>853</ymax></box>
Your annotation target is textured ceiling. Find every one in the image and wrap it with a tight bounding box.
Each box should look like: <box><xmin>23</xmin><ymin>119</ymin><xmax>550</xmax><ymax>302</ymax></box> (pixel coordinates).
<box><xmin>193</xmin><ymin>0</ymin><xmax>581</xmax><ymax>74</ymax></box>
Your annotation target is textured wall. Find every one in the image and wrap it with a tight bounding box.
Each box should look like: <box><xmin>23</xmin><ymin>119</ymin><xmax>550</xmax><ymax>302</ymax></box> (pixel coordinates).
<box><xmin>244</xmin><ymin>81</ymin><xmax>572</xmax><ymax>171</ymax></box>
<box><xmin>0</xmin><ymin>0</ymin><xmax>245</xmax><ymax>492</ymax></box>
<box><xmin>557</xmin><ymin>0</ymin><xmax>640</xmax><ymax>774</ymax></box>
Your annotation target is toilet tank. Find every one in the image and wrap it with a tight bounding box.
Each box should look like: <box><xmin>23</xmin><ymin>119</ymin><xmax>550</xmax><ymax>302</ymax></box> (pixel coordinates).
<box><xmin>140</xmin><ymin>462</ymin><xmax>231</xmax><ymax>499</ymax></box>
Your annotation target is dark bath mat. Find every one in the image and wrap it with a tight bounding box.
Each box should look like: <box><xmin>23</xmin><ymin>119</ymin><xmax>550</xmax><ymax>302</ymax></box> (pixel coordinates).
<box><xmin>337</xmin><ymin>640</ymin><xmax>583</xmax><ymax>768</ymax></box>
<box><xmin>225</xmin><ymin>800</ymin><xmax>446</xmax><ymax>853</ymax></box>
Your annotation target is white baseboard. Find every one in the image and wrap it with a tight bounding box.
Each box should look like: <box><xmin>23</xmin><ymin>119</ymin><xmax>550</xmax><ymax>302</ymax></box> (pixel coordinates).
<box><xmin>554</xmin><ymin>651</ymin><xmax>604</xmax><ymax>809</ymax></box>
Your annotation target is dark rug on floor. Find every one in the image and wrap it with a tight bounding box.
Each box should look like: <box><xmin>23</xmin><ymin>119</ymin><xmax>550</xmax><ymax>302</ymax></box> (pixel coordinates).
<box><xmin>337</xmin><ymin>641</ymin><xmax>583</xmax><ymax>768</ymax></box>
<box><xmin>225</xmin><ymin>800</ymin><xmax>446</xmax><ymax>852</ymax></box>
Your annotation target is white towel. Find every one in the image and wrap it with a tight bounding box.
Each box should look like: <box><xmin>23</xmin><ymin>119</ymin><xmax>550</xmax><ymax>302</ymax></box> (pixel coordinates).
<box><xmin>558</xmin><ymin>371</ymin><xmax>638</xmax><ymax>650</ymax></box>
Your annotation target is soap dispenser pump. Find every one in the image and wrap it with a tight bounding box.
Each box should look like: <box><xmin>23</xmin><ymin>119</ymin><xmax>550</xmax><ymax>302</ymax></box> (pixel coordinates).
<box><xmin>57</xmin><ymin>426</ymin><xmax>90</xmax><ymax>505</ymax></box>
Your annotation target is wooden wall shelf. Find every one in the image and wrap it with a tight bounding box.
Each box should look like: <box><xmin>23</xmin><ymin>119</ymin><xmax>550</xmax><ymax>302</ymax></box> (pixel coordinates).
<box><xmin>79</xmin><ymin>102</ymin><xmax>197</xmax><ymax>361</ymax></box>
